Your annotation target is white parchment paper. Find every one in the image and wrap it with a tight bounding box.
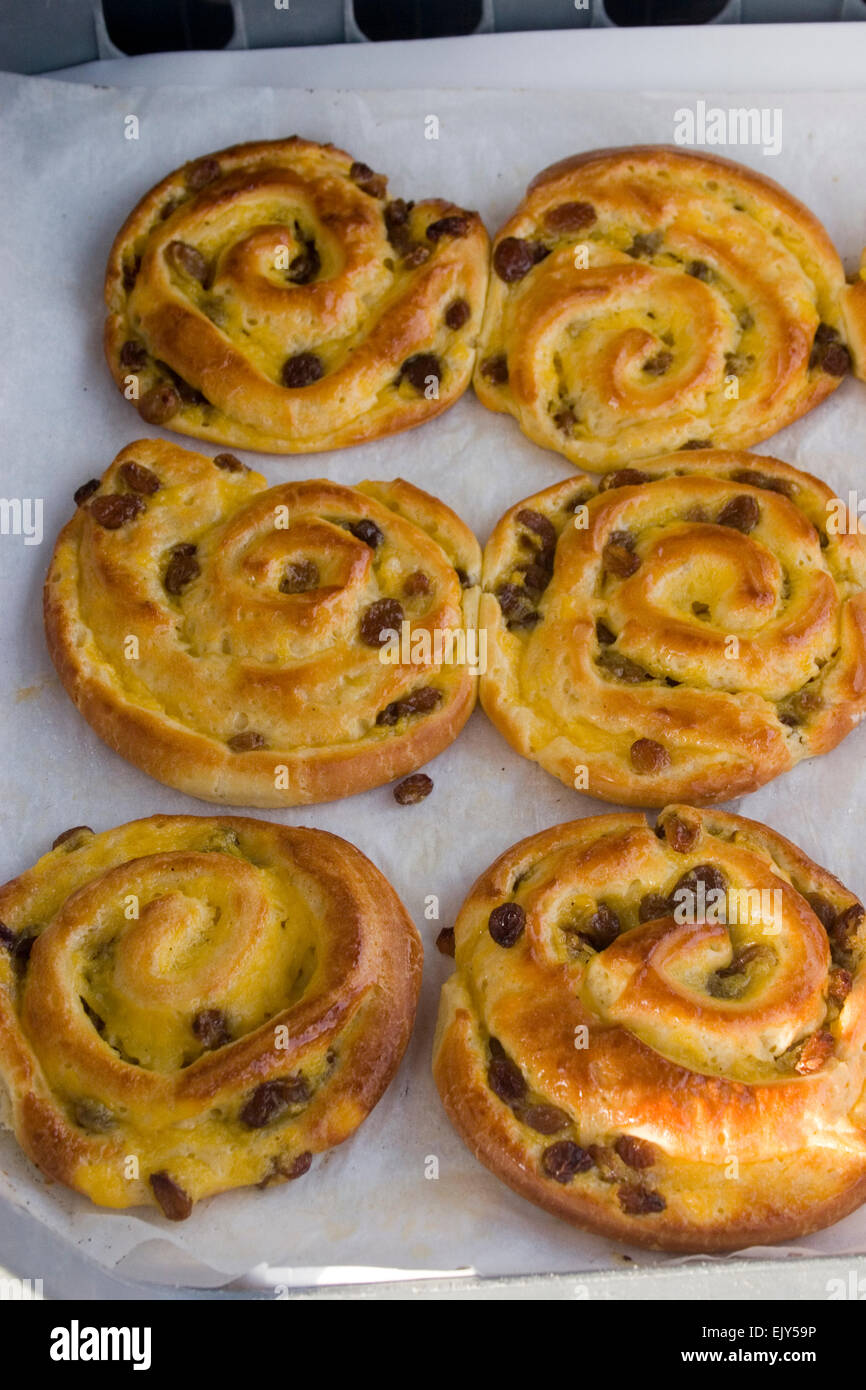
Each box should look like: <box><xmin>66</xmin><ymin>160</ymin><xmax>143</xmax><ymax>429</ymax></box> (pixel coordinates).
<box><xmin>1</xmin><ymin>72</ymin><xmax>866</xmax><ymax>1287</ymax></box>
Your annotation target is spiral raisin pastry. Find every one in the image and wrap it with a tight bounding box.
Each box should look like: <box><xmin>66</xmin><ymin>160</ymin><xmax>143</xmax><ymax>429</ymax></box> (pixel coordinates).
<box><xmin>104</xmin><ymin>138</ymin><xmax>489</xmax><ymax>452</ymax></box>
<box><xmin>0</xmin><ymin>815</ymin><xmax>420</xmax><ymax>1217</ymax></box>
<box><xmin>434</xmin><ymin>805</ymin><xmax>866</xmax><ymax>1250</ymax></box>
<box><xmin>45</xmin><ymin>439</ymin><xmax>480</xmax><ymax>805</ymax></box>
<box><xmin>479</xmin><ymin>449</ymin><xmax>866</xmax><ymax>807</ymax></box>
<box><xmin>475</xmin><ymin>146</ymin><xmax>866</xmax><ymax>470</ymax></box>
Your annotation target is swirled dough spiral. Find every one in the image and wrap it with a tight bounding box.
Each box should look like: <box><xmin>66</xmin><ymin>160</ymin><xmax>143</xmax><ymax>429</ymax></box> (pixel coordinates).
<box><xmin>104</xmin><ymin>137</ymin><xmax>489</xmax><ymax>452</ymax></box>
<box><xmin>45</xmin><ymin>439</ymin><xmax>481</xmax><ymax>806</ymax></box>
<box><xmin>474</xmin><ymin>146</ymin><xmax>866</xmax><ymax>470</ymax></box>
<box><xmin>479</xmin><ymin>449</ymin><xmax>866</xmax><ymax>806</ymax></box>
<box><xmin>0</xmin><ymin>815</ymin><xmax>420</xmax><ymax>1217</ymax></box>
<box><xmin>434</xmin><ymin>806</ymin><xmax>866</xmax><ymax>1250</ymax></box>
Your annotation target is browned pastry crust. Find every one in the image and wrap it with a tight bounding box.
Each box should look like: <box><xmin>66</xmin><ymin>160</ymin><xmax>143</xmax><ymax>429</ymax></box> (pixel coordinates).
<box><xmin>433</xmin><ymin>805</ymin><xmax>866</xmax><ymax>1251</ymax></box>
<box><xmin>104</xmin><ymin>137</ymin><xmax>490</xmax><ymax>452</ymax></box>
<box><xmin>474</xmin><ymin>145</ymin><xmax>866</xmax><ymax>470</ymax></box>
<box><xmin>45</xmin><ymin>439</ymin><xmax>481</xmax><ymax>806</ymax></box>
<box><xmin>0</xmin><ymin>815</ymin><xmax>421</xmax><ymax>1216</ymax></box>
<box><xmin>479</xmin><ymin>449</ymin><xmax>866</xmax><ymax>806</ymax></box>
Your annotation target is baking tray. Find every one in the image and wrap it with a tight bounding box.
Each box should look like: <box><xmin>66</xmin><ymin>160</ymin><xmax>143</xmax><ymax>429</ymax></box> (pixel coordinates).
<box><xmin>3</xmin><ymin>25</ymin><xmax>866</xmax><ymax>1300</ymax></box>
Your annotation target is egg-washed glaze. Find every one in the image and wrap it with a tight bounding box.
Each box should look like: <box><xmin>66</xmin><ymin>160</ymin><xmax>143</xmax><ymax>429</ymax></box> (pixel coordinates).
<box><xmin>45</xmin><ymin>439</ymin><xmax>481</xmax><ymax>806</ymax></box>
<box><xmin>474</xmin><ymin>146</ymin><xmax>866</xmax><ymax>470</ymax></box>
<box><xmin>434</xmin><ymin>806</ymin><xmax>866</xmax><ymax>1251</ymax></box>
<box><xmin>479</xmin><ymin>449</ymin><xmax>866</xmax><ymax>807</ymax></box>
<box><xmin>104</xmin><ymin>137</ymin><xmax>489</xmax><ymax>452</ymax></box>
<box><xmin>0</xmin><ymin>815</ymin><xmax>421</xmax><ymax>1217</ymax></box>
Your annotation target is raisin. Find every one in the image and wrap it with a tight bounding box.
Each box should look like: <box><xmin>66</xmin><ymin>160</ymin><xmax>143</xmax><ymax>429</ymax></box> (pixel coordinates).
<box><xmin>553</xmin><ymin>405</ymin><xmax>577</xmax><ymax>433</ymax></box>
<box><xmin>596</xmin><ymin>649</ymin><xmax>650</xmax><ymax>683</ymax></box>
<box><xmin>281</xmin><ymin>352</ymin><xmax>324</xmax><ymax>388</ymax></box>
<box><xmin>516</xmin><ymin>508</ymin><xmax>557</xmax><ymax>554</ymax></box>
<box><xmin>227</xmin><ymin>730</ymin><xmax>267</xmax><ymax>752</ymax></box>
<box><xmin>730</xmin><ymin>469</ymin><xmax>793</xmax><ymax>498</ymax></box>
<box><xmin>665</xmin><ymin>815</ymin><xmax>699</xmax><ymax>853</ymax></box>
<box><xmin>488</xmin><ymin>1056</ymin><xmax>527</xmax><ymax>1104</ymax></box>
<box><xmin>119</xmin><ymin>340</ymin><xmax>147</xmax><ymax>371</ymax></box>
<box><xmin>436</xmin><ymin>926</ymin><xmax>456</xmax><ymax>957</ymax></box>
<box><xmin>639</xmin><ymin>893</ymin><xmax>670</xmax><ymax>923</ymax></box>
<box><xmin>818</xmin><ymin>343</ymin><xmax>851</xmax><ymax>376</ymax></box>
<box><xmin>718</xmin><ymin>495</ymin><xmax>760</xmax><ymax>534</ymax></box>
<box><xmin>810</xmin><ymin>324</ymin><xmax>851</xmax><ymax>375</ymax></box>
<box><xmin>445</xmin><ymin>298</ymin><xmax>471</xmax><ymax>329</ymax></box>
<box><xmin>185</xmin><ymin>156</ymin><xmax>220</xmax><ymax>191</ymax></box>
<box><xmin>360</xmin><ymin>598</ymin><xmax>404</xmax><ymax>648</ymax></box>
<box><xmin>287</xmin><ymin>238</ymin><xmax>320</xmax><ymax>285</ymax></box>
<box><xmin>630</xmin><ymin>739</ymin><xmax>671</xmax><ymax>774</ymax></box>
<box><xmin>627</xmin><ymin>231</ymin><xmax>663</xmax><ymax>258</ymax></box>
<box><xmin>497</xmin><ymin>584</ymin><xmax>539</xmax><ymax>630</ymax></box>
<box><xmin>398</xmin><ymin>352</ymin><xmax>441</xmax><ymax>393</ymax></box>
<box><xmin>618</xmin><ymin>1183</ymin><xmax>666</xmax><ymax>1215</ymax></box>
<box><xmin>384</xmin><ymin>198</ymin><xmax>413</xmax><ymax>249</ymax></box>
<box><xmin>403</xmin><ymin>570</ymin><xmax>431</xmax><ymax>597</ymax></box>
<box><xmin>831</xmin><ymin>904</ymin><xmax>864</xmax><ymax>955</ymax></box>
<box><xmin>488</xmin><ymin>902</ymin><xmax>526</xmax><ymax>947</ymax></box>
<box><xmin>90</xmin><ymin>493</ymin><xmax>146</xmax><ymax>529</ymax></box>
<box><xmin>602</xmin><ymin>535</ymin><xmax>640</xmax><ymax>578</ymax></box>
<box><xmin>614</xmin><ymin>1135</ymin><xmax>656</xmax><ymax>1169</ymax></box>
<box><xmin>150</xmin><ymin>1171</ymin><xmax>193</xmax><ymax>1221</ymax></box>
<box><xmin>599</xmin><ymin>469</ymin><xmax>649</xmax><ymax>492</ymax></box>
<box><xmin>400</xmin><ymin>687</ymin><xmax>442</xmax><ymax>715</ymax></box>
<box><xmin>426</xmin><ymin>215</ymin><xmax>470</xmax><ymax>241</ymax></box>
<box><xmin>402</xmin><ymin>245</ymin><xmax>431</xmax><ymax>268</ymax></box>
<box><xmin>493</xmin><ymin>237</ymin><xmax>540</xmax><ymax>283</ymax></box>
<box><xmin>595</xmin><ymin>621</ymin><xmax>616</xmax><ymax>646</ymax></box>
<box><xmin>679</xmin><ymin>438</ymin><xmax>712</xmax><ymax>450</ymax></box>
<box><xmin>164</xmin><ymin>543</ymin><xmax>200</xmax><ymax>595</ymax></box>
<box><xmin>285</xmin><ymin>1151</ymin><xmax>313</xmax><ymax>1179</ymax></box>
<box><xmin>779</xmin><ymin>687</ymin><xmax>822</xmax><ymax>728</ymax></box>
<box><xmin>347</xmin><ymin>518</ymin><xmax>383</xmax><ymax>548</ymax></box>
<box><xmin>166</xmin><ymin>240</ymin><xmax>209</xmax><ymax>285</ymax></box>
<box><xmin>519</xmin><ymin>1104</ymin><xmax>570</xmax><ymax>1135</ymax></box>
<box><xmin>139</xmin><ymin>382</ymin><xmax>180</xmax><ymax>424</ymax></box>
<box><xmin>480</xmin><ymin>354</ymin><xmax>508</xmax><ymax>384</ymax></box>
<box><xmin>544</xmin><ymin>201</ymin><xmax>596</xmax><ymax>232</ymax></box>
<box><xmin>377</xmin><ymin>686</ymin><xmax>442</xmax><ymax>725</ymax></box>
<box><xmin>671</xmin><ymin>864</ymin><xmax>727</xmax><ymax>918</ymax></box>
<box><xmin>828</xmin><ymin>967</ymin><xmax>853</xmax><ymax>1005</ymax></box>
<box><xmin>687</xmin><ymin>259</ymin><xmax>713</xmax><ymax>282</ymax></box>
<box><xmin>73</xmin><ymin>1099</ymin><xmax>114</xmax><ymax>1133</ymax></box>
<box><xmin>643</xmin><ymin>350</ymin><xmax>673</xmax><ymax>376</ymax></box>
<box><xmin>74</xmin><ymin>479</ymin><xmax>100</xmax><ymax>507</ymax></box>
<box><xmin>192</xmin><ymin>1008</ymin><xmax>230</xmax><ymax>1050</ymax></box>
<box><xmin>541</xmin><ymin>1140</ymin><xmax>592</xmax><ymax>1183</ymax></box>
<box><xmin>807</xmin><ymin>892</ymin><xmax>837</xmax><ymax>932</ymax></box>
<box><xmin>349</xmin><ymin>160</ymin><xmax>386</xmax><ymax>198</ymax></box>
<box><xmin>122</xmin><ymin>257</ymin><xmax>140</xmax><ymax>291</ymax></box>
<box><xmin>579</xmin><ymin>904</ymin><xmax>620</xmax><ymax>950</ymax></box>
<box><xmin>119</xmin><ymin>461</ymin><xmax>160</xmax><ymax>496</ymax></box>
<box><xmin>240</xmin><ymin>1077</ymin><xmax>309</xmax><ymax>1128</ymax></box>
<box><xmin>393</xmin><ymin>773</ymin><xmax>433</xmax><ymax>805</ymax></box>
<box><xmin>214</xmin><ymin>453</ymin><xmax>248</xmax><ymax>473</ymax></box>
<box><xmin>794</xmin><ymin>1029</ymin><xmax>834</xmax><ymax>1075</ymax></box>
<box><xmin>52</xmin><ymin>825</ymin><xmax>93</xmax><ymax>850</ymax></box>
<box><xmin>280</xmin><ymin>560</ymin><xmax>319</xmax><ymax>594</ymax></box>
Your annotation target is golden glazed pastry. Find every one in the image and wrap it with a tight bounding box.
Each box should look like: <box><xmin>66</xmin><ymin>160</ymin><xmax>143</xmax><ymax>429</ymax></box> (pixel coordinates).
<box><xmin>104</xmin><ymin>137</ymin><xmax>489</xmax><ymax>452</ymax></box>
<box><xmin>479</xmin><ymin>449</ymin><xmax>866</xmax><ymax>807</ymax></box>
<box><xmin>0</xmin><ymin>815</ymin><xmax>421</xmax><ymax>1217</ymax></box>
<box><xmin>45</xmin><ymin>439</ymin><xmax>481</xmax><ymax>806</ymax></box>
<box><xmin>474</xmin><ymin>145</ymin><xmax>866</xmax><ymax>470</ymax></box>
<box><xmin>434</xmin><ymin>805</ymin><xmax>866</xmax><ymax>1251</ymax></box>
